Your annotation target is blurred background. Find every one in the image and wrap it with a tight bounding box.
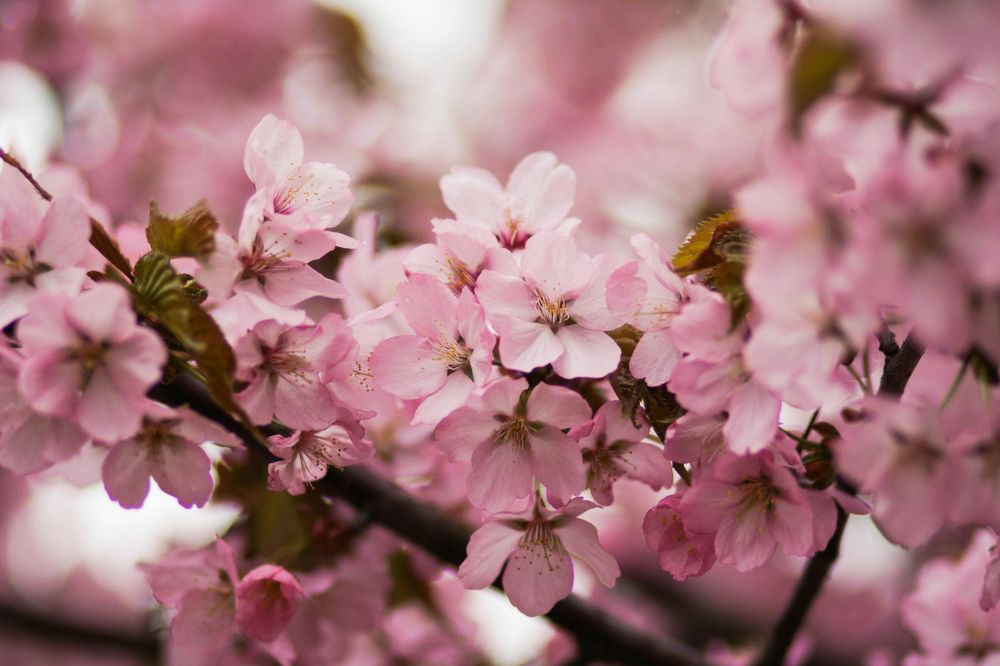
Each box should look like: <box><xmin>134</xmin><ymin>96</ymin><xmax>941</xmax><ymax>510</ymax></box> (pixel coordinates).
<box><xmin>0</xmin><ymin>0</ymin><xmax>927</xmax><ymax>663</ymax></box>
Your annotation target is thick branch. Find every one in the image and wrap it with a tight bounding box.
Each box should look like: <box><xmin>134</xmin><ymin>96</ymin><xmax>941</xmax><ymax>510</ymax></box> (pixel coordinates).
<box><xmin>0</xmin><ymin>600</ymin><xmax>159</xmax><ymax>663</ymax></box>
<box><xmin>150</xmin><ymin>377</ymin><xmax>707</xmax><ymax>666</ymax></box>
<box><xmin>755</xmin><ymin>333</ymin><xmax>925</xmax><ymax>666</ymax></box>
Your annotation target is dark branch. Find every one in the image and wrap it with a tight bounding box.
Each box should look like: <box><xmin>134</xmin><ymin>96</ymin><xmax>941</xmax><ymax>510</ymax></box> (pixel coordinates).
<box><xmin>150</xmin><ymin>376</ymin><xmax>707</xmax><ymax>666</ymax></box>
<box><xmin>0</xmin><ymin>600</ymin><xmax>159</xmax><ymax>663</ymax></box>
<box><xmin>755</xmin><ymin>332</ymin><xmax>925</xmax><ymax>666</ymax></box>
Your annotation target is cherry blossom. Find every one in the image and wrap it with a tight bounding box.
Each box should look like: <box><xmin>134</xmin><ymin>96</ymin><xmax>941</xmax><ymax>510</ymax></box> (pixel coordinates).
<box><xmin>457</xmin><ymin>499</ymin><xmax>620</xmax><ymax>616</ymax></box>
<box><xmin>266</xmin><ymin>418</ymin><xmax>373</xmax><ymax>495</ymax></box>
<box><xmin>17</xmin><ymin>283</ymin><xmax>167</xmax><ymax>442</ymax></box>
<box><xmin>433</xmin><ymin>377</ymin><xmax>591</xmax><ymax>514</ymax></box>
<box><xmin>643</xmin><ymin>491</ymin><xmax>717</xmax><ymax>581</ymax></box>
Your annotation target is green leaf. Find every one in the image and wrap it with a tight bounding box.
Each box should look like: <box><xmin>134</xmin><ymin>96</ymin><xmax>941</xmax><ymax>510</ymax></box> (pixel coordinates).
<box><xmin>247</xmin><ymin>490</ymin><xmax>312</xmax><ymax>563</ymax></box>
<box><xmin>146</xmin><ymin>200</ymin><xmax>218</xmax><ymax>260</ymax></box>
<box><xmin>132</xmin><ymin>251</ymin><xmax>240</xmax><ymax>417</ymax></box>
<box><xmin>671</xmin><ymin>209</ymin><xmax>741</xmax><ymax>277</ymax></box>
<box><xmin>788</xmin><ymin>26</ymin><xmax>859</xmax><ymax>136</ymax></box>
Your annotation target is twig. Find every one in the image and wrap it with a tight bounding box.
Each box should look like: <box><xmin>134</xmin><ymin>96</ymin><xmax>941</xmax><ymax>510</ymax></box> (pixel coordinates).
<box><xmin>149</xmin><ymin>376</ymin><xmax>708</xmax><ymax>666</ymax></box>
<box><xmin>754</xmin><ymin>333</ymin><xmax>925</xmax><ymax>666</ymax></box>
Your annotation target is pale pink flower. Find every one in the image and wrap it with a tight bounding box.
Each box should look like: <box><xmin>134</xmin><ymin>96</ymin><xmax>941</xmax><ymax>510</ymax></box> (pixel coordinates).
<box><xmin>403</xmin><ymin>218</ymin><xmax>499</xmax><ymax>293</ymax></box>
<box><xmin>476</xmin><ymin>231</ymin><xmax>623</xmax><ymax>379</ymax></box>
<box><xmin>198</xmin><ymin>220</ymin><xmax>347</xmax><ymax>306</ymax></box>
<box><xmin>369</xmin><ymin>275</ymin><xmax>496</xmax><ymax>424</ymax></box>
<box><xmin>440</xmin><ymin>152</ymin><xmax>577</xmax><ymax>250</ymax></box>
<box><xmin>235</xmin><ymin>564</ymin><xmax>305</xmax><ymax>643</ymax></box>
<box><xmin>902</xmin><ymin>529</ymin><xmax>1000</xmax><ymax>664</ymax></box>
<box><xmin>947</xmin><ymin>395</ymin><xmax>1000</xmax><ymax>531</ymax></box>
<box><xmin>571</xmin><ymin>400</ymin><xmax>670</xmax><ymax>505</ymax></box>
<box><xmin>643</xmin><ymin>491</ymin><xmax>717</xmax><ymax>581</ymax></box>
<box><xmin>835</xmin><ymin>398</ymin><xmax>958</xmax><ymax>548</ymax></box>
<box><xmin>240</xmin><ymin>113</ymin><xmax>353</xmax><ymax>242</ymax></box>
<box><xmin>0</xmin><ymin>344</ymin><xmax>87</xmax><ymax>474</ymax></box>
<box><xmin>0</xmin><ymin>169</ymin><xmax>89</xmax><ymax>327</ymax></box>
<box><xmin>605</xmin><ymin>234</ymin><xmax>688</xmax><ymax>386</ymax></box>
<box><xmin>17</xmin><ymin>284</ymin><xmax>167</xmax><ymax>442</ymax></box>
<box><xmin>102</xmin><ymin>405</ymin><xmax>240</xmax><ymax>509</ymax></box>
<box><xmin>457</xmin><ymin>499</ymin><xmax>619</xmax><ymax>616</ymax></box>
<box><xmin>982</xmin><ymin>532</ymin><xmax>1000</xmax><ymax>612</ymax></box>
<box><xmin>433</xmin><ymin>377</ymin><xmax>591</xmax><ymax>513</ymax></box>
<box><xmin>235</xmin><ymin>314</ymin><xmax>357</xmax><ymax>431</ymax></box>
<box><xmin>266</xmin><ymin>419</ymin><xmax>374</xmax><ymax>495</ymax></box>
<box><xmin>662</xmin><ymin>413</ymin><xmax>726</xmax><ymax>465</ymax></box>
<box><xmin>680</xmin><ymin>450</ymin><xmax>828</xmax><ymax>571</ymax></box>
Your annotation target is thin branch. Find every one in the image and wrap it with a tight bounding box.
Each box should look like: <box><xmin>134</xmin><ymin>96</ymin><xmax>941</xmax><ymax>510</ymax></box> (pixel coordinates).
<box><xmin>150</xmin><ymin>377</ymin><xmax>708</xmax><ymax>666</ymax></box>
<box><xmin>0</xmin><ymin>599</ymin><xmax>159</xmax><ymax>663</ymax></box>
<box><xmin>754</xmin><ymin>332</ymin><xmax>925</xmax><ymax>666</ymax></box>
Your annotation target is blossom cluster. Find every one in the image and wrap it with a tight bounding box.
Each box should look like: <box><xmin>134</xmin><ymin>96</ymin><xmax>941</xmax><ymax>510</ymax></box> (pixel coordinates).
<box><xmin>1</xmin><ymin>0</ymin><xmax>1000</xmax><ymax>662</ymax></box>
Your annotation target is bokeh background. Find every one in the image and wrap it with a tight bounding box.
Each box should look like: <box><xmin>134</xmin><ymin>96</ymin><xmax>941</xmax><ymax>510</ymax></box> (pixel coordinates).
<box><xmin>0</xmin><ymin>1</ymin><xmax>940</xmax><ymax>663</ymax></box>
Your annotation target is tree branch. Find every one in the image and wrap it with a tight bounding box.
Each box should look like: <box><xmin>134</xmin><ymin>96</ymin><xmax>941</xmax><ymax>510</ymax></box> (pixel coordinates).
<box><xmin>754</xmin><ymin>332</ymin><xmax>925</xmax><ymax>666</ymax></box>
<box><xmin>150</xmin><ymin>377</ymin><xmax>708</xmax><ymax>666</ymax></box>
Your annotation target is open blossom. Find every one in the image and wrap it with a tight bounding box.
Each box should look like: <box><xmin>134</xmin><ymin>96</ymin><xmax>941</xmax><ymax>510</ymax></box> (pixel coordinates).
<box><xmin>267</xmin><ymin>419</ymin><xmax>374</xmax><ymax>495</ymax></box>
<box><xmin>369</xmin><ymin>274</ymin><xmax>495</xmax><ymax>424</ymax></box>
<box><xmin>440</xmin><ymin>152</ymin><xmax>577</xmax><ymax>250</ymax></box>
<box><xmin>17</xmin><ymin>283</ymin><xmax>166</xmax><ymax>442</ymax></box>
<box><xmin>0</xmin><ymin>168</ymin><xmax>89</xmax><ymax>327</ymax></box>
<box><xmin>680</xmin><ymin>450</ymin><xmax>834</xmax><ymax>571</ymax></box>
<box><xmin>434</xmin><ymin>377</ymin><xmax>591</xmax><ymax>514</ymax></box>
<box><xmin>0</xmin><ymin>344</ymin><xmax>87</xmax><ymax>474</ymax></box>
<box><xmin>240</xmin><ymin>113</ymin><xmax>354</xmax><ymax>242</ymax></box>
<box><xmin>835</xmin><ymin>398</ymin><xmax>957</xmax><ymax>548</ymax></box>
<box><xmin>457</xmin><ymin>499</ymin><xmax>619</xmax><ymax>616</ymax></box>
<box><xmin>643</xmin><ymin>491</ymin><xmax>717</xmax><ymax>581</ymax></box>
<box><xmin>605</xmin><ymin>234</ymin><xmax>687</xmax><ymax>387</ymax></box>
<box><xmin>403</xmin><ymin>218</ymin><xmax>500</xmax><ymax>293</ymax></box>
<box><xmin>141</xmin><ymin>539</ymin><xmax>303</xmax><ymax>661</ymax></box>
<box><xmin>571</xmin><ymin>400</ymin><xmax>671</xmax><ymax>505</ymax></box>
<box><xmin>476</xmin><ymin>231</ymin><xmax>623</xmax><ymax>379</ymax></box>
<box><xmin>235</xmin><ymin>314</ymin><xmax>357</xmax><ymax>431</ymax></box>
<box><xmin>102</xmin><ymin>405</ymin><xmax>240</xmax><ymax>509</ymax></box>
<box><xmin>902</xmin><ymin>530</ymin><xmax>1000</xmax><ymax>665</ymax></box>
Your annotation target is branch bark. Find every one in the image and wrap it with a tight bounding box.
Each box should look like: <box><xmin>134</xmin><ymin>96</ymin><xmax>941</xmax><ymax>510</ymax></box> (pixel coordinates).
<box><xmin>754</xmin><ymin>332</ymin><xmax>925</xmax><ymax>666</ymax></box>
<box><xmin>150</xmin><ymin>376</ymin><xmax>708</xmax><ymax>666</ymax></box>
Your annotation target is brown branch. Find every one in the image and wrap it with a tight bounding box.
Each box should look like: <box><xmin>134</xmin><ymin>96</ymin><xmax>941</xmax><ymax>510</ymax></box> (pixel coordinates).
<box><xmin>754</xmin><ymin>332</ymin><xmax>925</xmax><ymax>666</ymax></box>
<box><xmin>150</xmin><ymin>376</ymin><xmax>708</xmax><ymax>666</ymax></box>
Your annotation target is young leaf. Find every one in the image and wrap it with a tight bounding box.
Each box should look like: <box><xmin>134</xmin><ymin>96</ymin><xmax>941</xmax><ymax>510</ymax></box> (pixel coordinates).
<box><xmin>788</xmin><ymin>26</ymin><xmax>858</xmax><ymax>136</ymax></box>
<box><xmin>146</xmin><ymin>200</ymin><xmax>218</xmax><ymax>260</ymax></box>
<box><xmin>672</xmin><ymin>209</ymin><xmax>741</xmax><ymax>277</ymax></box>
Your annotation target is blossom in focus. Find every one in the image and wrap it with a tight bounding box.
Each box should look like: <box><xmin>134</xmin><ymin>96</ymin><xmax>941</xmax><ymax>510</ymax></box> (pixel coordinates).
<box><xmin>457</xmin><ymin>498</ymin><xmax>619</xmax><ymax>616</ymax></box>
<box><xmin>434</xmin><ymin>377</ymin><xmax>591</xmax><ymax>514</ymax></box>
<box><xmin>266</xmin><ymin>418</ymin><xmax>373</xmax><ymax>495</ymax></box>
<box><xmin>17</xmin><ymin>283</ymin><xmax>167</xmax><ymax>442</ymax></box>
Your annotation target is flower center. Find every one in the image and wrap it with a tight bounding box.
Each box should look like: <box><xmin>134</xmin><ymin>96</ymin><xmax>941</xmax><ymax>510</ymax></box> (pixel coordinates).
<box><xmin>240</xmin><ymin>235</ymin><xmax>292</xmax><ymax>282</ymax></box>
<box><xmin>69</xmin><ymin>339</ymin><xmax>111</xmax><ymax>388</ymax></box>
<box><xmin>535</xmin><ymin>295</ymin><xmax>570</xmax><ymax>328</ymax></box>
<box><xmin>2</xmin><ymin>248</ymin><xmax>44</xmax><ymax>285</ymax></box>
<box><xmin>735</xmin><ymin>476</ymin><xmax>779</xmax><ymax>516</ymax></box>
<box><xmin>433</xmin><ymin>334</ymin><xmax>471</xmax><ymax>373</ymax></box>
<box><xmin>495</xmin><ymin>417</ymin><xmax>533</xmax><ymax>450</ymax></box>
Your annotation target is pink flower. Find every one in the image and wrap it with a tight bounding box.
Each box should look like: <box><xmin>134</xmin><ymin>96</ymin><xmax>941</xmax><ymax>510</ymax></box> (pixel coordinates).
<box><xmin>948</xmin><ymin>395</ymin><xmax>1000</xmax><ymax>531</ymax></box>
<box><xmin>571</xmin><ymin>401</ymin><xmax>671</xmax><ymax>505</ymax></box>
<box><xmin>643</xmin><ymin>492</ymin><xmax>717</xmax><ymax>581</ymax></box>
<box><xmin>440</xmin><ymin>152</ymin><xmax>577</xmax><ymax>250</ymax></box>
<box><xmin>235</xmin><ymin>314</ymin><xmax>357</xmax><ymax>431</ymax></box>
<box><xmin>433</xmin><ymin>377</ymin><xmax>591</xmax><ymax>513</ymax></box>
<box><xmin>17</xmin><ymin>284</ymin><xmax>167</xmax><ymax>442</ymax></box>
<box><xmin>835</xmin><ymin>398</ymin><xmax>958</xmax><ymax>548</ymax></box>
<box><xmin>457</xmin><ymin>499</ymin><xmax>620</xmax><ymax>616</ymax></box>
<box><xmin>476</xmin><ymin>231</ymin><xmax>623</xmax><ymax>379</ymax></box>
<box><xmin>266</xmin><ymin>420</ymin><xmax>374</xmax><ymax>495</ymax></box>
<box><xmin>0</xmin><ymin>169</ymin><xmax>89</xmax><ymax>328</ymax></box>
<box><xmin>199</xmin><ymin>220</ymin><xmax>347</xmax><ymax>306</ymax></box>
<box><xmin>902</xmin><ymin>529</ymin><xmax>1000</xmax><ymax>664</ymax></box>
<box><xmin>605</xmin><ymin>234</ymin><xmax>688</xmax><ymax>387</ymax></box>
<box><xmin>0</xmin><ymin>344</ymin><xmax>87</xmax><ymax>474</ymax></box>
<box><xmin>680</xmin><ymin>450</ymin><xmax>830</xmax><ymax>571</ymax></box>
<box><xmin>241</xmin><ymin>114</ymin><xmax>353</xmax><ymax>242</ymax></box>
<box><xmin>982</xmin><ymin>533</ymin><xmax>1000</xmax><ymax>612</ymax></box>
<box><xmin>403</xmin><ymin>218</ymin><xmax>499</xmax><ymax>293</ymax></box>
<box><xmin>235</xmin><ymin>564</ymin><xmax>305</xmax><ymax>643</ymax></box>
<box><xmin>369</xmin><ymin>275</ymin><xmax>496</xmax><ymax>424</ymax></box>
<box><xmin>662</xmin><ymin>413</ymin><xmax>726</xmax><ymax>465</ymax></box>
<box><xmin>102</xmin><ymin>405</ymin><xmax>240</xmax><ymax>509</ymax></box>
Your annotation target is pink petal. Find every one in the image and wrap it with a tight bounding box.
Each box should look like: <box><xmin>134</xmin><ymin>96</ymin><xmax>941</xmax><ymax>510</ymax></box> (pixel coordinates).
<box><xmin>722</xmin><ymin>383</ymin><xmax>780</xmax><ymax>455</ymax></box>
<box><xmin>78</xmin><ymin>370</ymin><xmax>143</xmax><ymax>441</ymax></box>
<box><xmin>235</xmin><ymin>565</ymin><xmax>304</xmax><ymax>643</ymax></box>
<box><xmin>506</xmin><ymin>152</ymin><xmax>575</xmax><ymax>234</ymax></box>
<box><xmin>65</xmin><ymin>283</ymin><xmax>133</xmax><ymax>343</ymax></box>
<box><xmin>412</xmin><ymin>372</ymin><xmax>474</xmax><ymax>425</ymax></box>
<box><xmin>150</xmin><ymin>440</ymin><xmax>214</xmax><ymax>509</ymax></box>
<box><xmin>440</xmin><ymin>165</ymin><xmax>506</xmax><ymax>230</ymax></box>
<box><xmin>102</xmin><ymin>437</ymin><xmax>152</xmax><ymax>509</ymax></box>
<box><xmin>475</xmin><ymin>270</ymin><xmax>538</xmax><ymax>322</ymax></box>
<box><xmin>261</xmin><ymin>264</ymin><xmax>346</xmax><ymax>305</ymax></box>
<box><xmin>495</xmin><ymin>318</ymin><xmax>563</xmax><ymax>373</ymax></box>
<box><xmin>18</xmin><ymin>351</ymin><xmax>81</xmax><ymax>417</ymax></box>
<box><xmin>434</xmin><ymin>407</ymin><xmax>501</xmax><ymax>461</ymax></box>
<box><xmin>556</xmin><ymin>519</ymin><xmax>620</xmax><ymax>587</ymax></box>
<box><xmin>526</xmin><ymin>382</ymin><xmax>591</xmax><ymax>429</ymax></box>
<box><xmin>395</xmin><ymin>274</ymin><xmax>458</xmax><ymax>339</ymax></box>
<box><xmin>370</xmin><ymin>335</ymin><xmax>448</xmax><ymax>399</ymax></box>
<box><xmin>244</xmin><ymin>114</ymin><xmax>303</xmax><ymax>191</ymax></box>
<box><xmin>551</xmin><ymin>325</ymin><xmax>619</xmax><ymax>379</ymax></box>
<box><xmin>502</xmin><ymin>535</ymin><xmax>574</xmax><ymax>616</ymax></box>
<box><xmin>35</xmin><ymin>196</ymin><xmax>90</xmax><ymax>267</ymax></box>
<box><xmin>520</xmin><ymin>232</ymin><xmax>591</xmax><ymax>303</ymax></box>
<box><xmin>172</xmin><ymin>589</ymin><xmax>236</xmax><ymax>658</ymax></box>
<box><xmin>457</xmin><ymin>521</ymin><xmax>523</xmax><ymax>589</ymax></box>
<box><xmin>468</xmin><ymin>441</ymin><xmax>535</xmax><ymax>514</ymax></box>
<box><xmin>529</xmin><ymin>426</ymin><xmax>585</xmax><ymax>505</ymax></box>
<box><xmin>629</xmin><ymin>330</ymin><xmax>679</xmax><ymax>387</ymax></box>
